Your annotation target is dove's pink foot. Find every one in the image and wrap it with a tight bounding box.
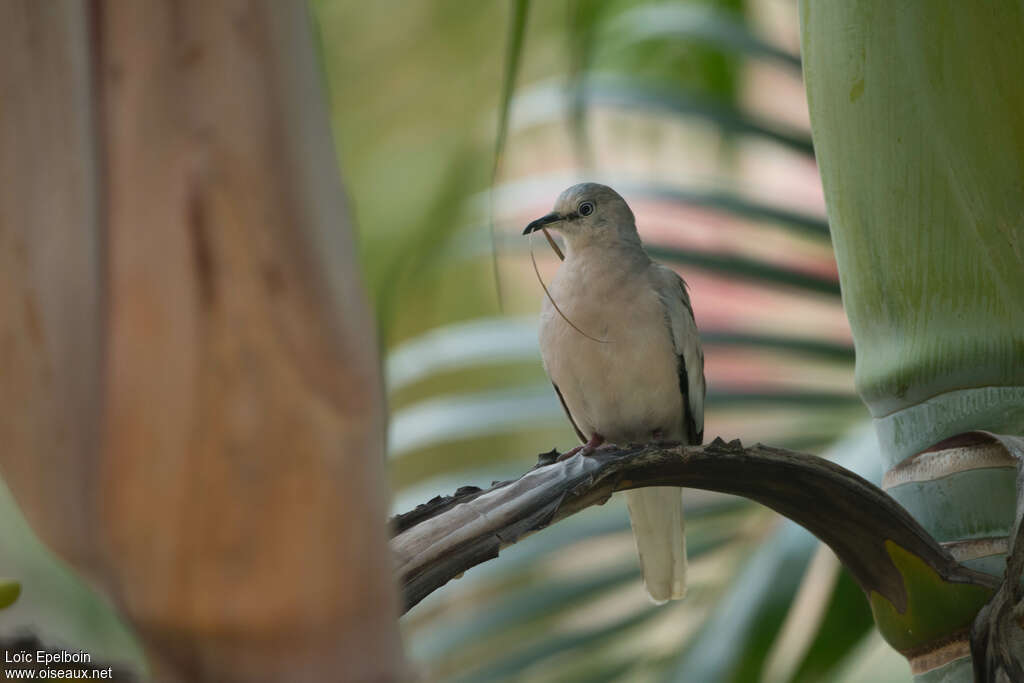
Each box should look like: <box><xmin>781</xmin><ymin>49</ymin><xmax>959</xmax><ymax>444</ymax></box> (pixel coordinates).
<box><xmin>557</xmin><ymin>433</ymin><xmax>605</xmax><ymax>462</ymax></box>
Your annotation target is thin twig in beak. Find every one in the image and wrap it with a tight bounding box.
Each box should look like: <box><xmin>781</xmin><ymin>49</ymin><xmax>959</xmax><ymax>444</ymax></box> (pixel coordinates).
<box><xmin>541</xmin><ymin>227</ymin><xmax>565</xmax><ymax>261</ymax></box>
<box><xmin>528</xmin><ymin>229</ymin><xmax>609</xmax><ymax>343</ymax></box>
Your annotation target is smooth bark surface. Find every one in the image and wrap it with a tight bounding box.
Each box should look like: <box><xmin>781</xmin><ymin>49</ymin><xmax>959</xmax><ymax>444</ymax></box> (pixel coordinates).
<box><xmin>801</xmin><ymin>2</ymin><xmax>1024</xmax><ymax>678</ymax></box>
<box><xmin>0</xmin><ymin>0</ymin><xmax>104</xmax><ymax>575</ymax></box>
<box><xmin>0</xmin><ymin>2</ymin><xmax>404</xmax><ymax>680</ymax></box>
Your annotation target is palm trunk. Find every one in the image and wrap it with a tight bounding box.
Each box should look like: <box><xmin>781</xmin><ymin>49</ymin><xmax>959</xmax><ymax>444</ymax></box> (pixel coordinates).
<box><xmin>800</xmin><ymin>1</ymin><xmax>1024</xmax><ymax>679</ymax></box>
<box><xmin>0</xmin><ymin>1</ymin><xmax>405</xmax><ymax>680</ymax></box>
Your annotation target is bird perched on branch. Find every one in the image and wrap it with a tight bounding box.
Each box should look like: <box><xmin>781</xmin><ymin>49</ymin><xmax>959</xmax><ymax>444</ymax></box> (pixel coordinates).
<box><xmin>524</xmin><ymin>183</ymin><xmax>705</xmax><ymax>602</ymax></box>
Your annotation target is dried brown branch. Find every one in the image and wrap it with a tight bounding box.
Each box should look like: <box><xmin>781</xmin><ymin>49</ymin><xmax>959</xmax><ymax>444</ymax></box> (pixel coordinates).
<box><xmin>969</xmin><ymin>433</ymin><xmax>1024</xmax><ymax>682</ymax></box>
<box><xmin>392</xmin><ymin>438</ymin><xmax>998</xmax><ymax>614</ymax></box>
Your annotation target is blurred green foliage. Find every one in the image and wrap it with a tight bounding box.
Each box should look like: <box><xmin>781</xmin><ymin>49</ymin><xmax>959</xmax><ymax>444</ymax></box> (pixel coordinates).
<box><xmin>0</xmin><ymin>580</ymin><xmax>19</xmax><ymax>610</ymax></box>
<box><xmin>314</xmin><ymin>0</ymin><xmax>911</xmax><ymax>680</ymax></box>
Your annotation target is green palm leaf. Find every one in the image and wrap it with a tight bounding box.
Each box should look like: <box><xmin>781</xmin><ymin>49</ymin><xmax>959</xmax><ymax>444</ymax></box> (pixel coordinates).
<box><xmin>605</xmin><ymin>4</ymin><xmax>802</xmax><ymax>72</ymax></box>
<box><xmin>510</xmin><ymin>76</ymin><xmax>815</xmax><ymax>157</ymax></box>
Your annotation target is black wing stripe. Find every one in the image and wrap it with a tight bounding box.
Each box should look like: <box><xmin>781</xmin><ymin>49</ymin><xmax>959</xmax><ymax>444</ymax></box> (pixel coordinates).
<box><xmin>675</xmin><ymin>277</ymin><xmax>702</xmax><ymax>444</ymax></box>
<box><xmin>553</xmin><ymin>382</ymin><xmax>586</xmax><ymax>444</ymax></box>
<box><xmin>678</xmin><ymin>283</ymin><xmax>695</xmax><ymax>320</ymax></box>
<box><xmin>677</xmin><ymin>357</ymin><xmax>700</xmax><ymax>444</ymax></box>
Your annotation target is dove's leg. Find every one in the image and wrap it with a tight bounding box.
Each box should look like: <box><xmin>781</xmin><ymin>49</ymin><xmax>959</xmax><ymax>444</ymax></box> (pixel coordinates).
<box><xmin>557</xmin><ymin>433</ymin><xmax>605</xmax><ymax>461</ymax></box>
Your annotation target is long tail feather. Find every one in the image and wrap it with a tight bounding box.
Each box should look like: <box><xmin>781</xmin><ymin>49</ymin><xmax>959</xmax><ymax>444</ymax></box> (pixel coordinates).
<box><xmin>625</xmin><ymin>487</ymin><xmax>687</xmax><ymax>603</ymax></box>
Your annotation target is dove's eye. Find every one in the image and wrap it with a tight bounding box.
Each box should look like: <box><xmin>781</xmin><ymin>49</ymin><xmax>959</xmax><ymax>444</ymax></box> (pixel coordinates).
<box><xmin>578</xmin><ymin>201</ymin><xmax>595</xmax><ymax>217</ymax></box>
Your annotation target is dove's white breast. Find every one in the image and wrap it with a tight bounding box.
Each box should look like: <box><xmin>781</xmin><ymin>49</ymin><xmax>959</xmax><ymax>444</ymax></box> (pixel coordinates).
<box><xmin>538</xmin><ymin>250</ymin><xmax>683</xmax><ymax>443</ymax></box>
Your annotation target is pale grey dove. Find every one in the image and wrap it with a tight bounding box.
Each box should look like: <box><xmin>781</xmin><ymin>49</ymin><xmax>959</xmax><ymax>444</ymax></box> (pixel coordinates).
<box><xmin>524</xmin><ymin>183</ymin><xmax>705</xmax><ymax>602</ymax></box>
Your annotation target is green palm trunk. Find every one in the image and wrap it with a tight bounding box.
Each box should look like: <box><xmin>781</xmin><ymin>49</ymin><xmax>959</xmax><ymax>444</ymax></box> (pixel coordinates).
<box><xmin>800</xmin><ymin>1</ymin><xmax>1024</xmax><ymax>678</ymax></box>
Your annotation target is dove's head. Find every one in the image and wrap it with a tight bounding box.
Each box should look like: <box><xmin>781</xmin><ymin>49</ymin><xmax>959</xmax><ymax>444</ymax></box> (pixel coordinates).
<box><xmin>523</xmin><ymin>183</ymin><xmax>641</xmax><ymax>253</ymax></box>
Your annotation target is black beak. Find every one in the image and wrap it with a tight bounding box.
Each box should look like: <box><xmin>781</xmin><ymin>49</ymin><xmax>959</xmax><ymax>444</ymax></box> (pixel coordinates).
<box><xmin>523</xmin><ymin>212</ymin><xmax>563</xmax><ymax>235</ymax></box>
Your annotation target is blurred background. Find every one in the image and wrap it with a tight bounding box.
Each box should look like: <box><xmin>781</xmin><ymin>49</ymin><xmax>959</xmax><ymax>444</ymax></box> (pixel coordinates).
<box><xmin>0</xmin><ymin>0</ymin><xmax>913</xmax><ymax>680</ymax></box>
<box><xmin>314</xmin><ymin>0</ymin><xmax>910</xmax><ymax>680</ymax></box>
